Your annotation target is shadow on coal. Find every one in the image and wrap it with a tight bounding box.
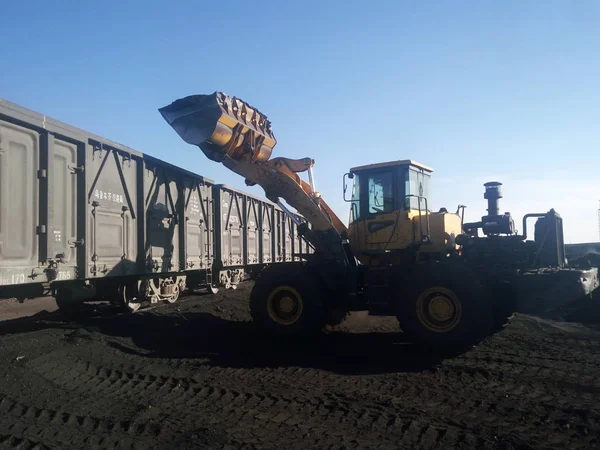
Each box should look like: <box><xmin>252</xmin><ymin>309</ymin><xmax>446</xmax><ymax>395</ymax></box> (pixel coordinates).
<box><xmin>0</xmin><ymin>308</ymin><xmax>446</xmax><ymax>375</ymax></box>
<box><xmin>105</xmin><ymin>312</ymin><xmax>448</xmax><ymax>374</ymax></box>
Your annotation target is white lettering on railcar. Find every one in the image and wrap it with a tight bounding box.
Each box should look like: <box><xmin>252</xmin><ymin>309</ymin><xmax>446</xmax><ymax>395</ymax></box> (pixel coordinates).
<box><xmin>189</xmin><ymin>195</ymin><xmax>200</xmax><ymax>215</ymax></box>
<box><xmin>94</xmin><ymin>189</ymin><xmax>124</xmax><ymax>204</ymax></box>
<box><xmin>13</xmin><ymin>274</ymin><xmax>25</xmax><ymax>284</ymax></box>
<box><xmin>0</xmin><ymin>273</ymin><xmax>27</xmax><ymax>285</ymax></box>
<box><xmin>56</xmin><ymin>271</ymin><xmax>72</xmax><ymax>280</ymax></box>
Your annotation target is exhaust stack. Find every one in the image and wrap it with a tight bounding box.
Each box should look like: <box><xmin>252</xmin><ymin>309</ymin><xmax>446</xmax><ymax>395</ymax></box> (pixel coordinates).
<box><xmin>159</xmin><ymin>92</ymin><xmax>277</xmax><ymax>163</ymax></box>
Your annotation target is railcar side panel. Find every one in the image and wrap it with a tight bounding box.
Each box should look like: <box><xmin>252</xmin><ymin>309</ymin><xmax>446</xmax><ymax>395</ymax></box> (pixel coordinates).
<box><xmin>86</xmin><ymin>143</ymin><xmax>139</xmax><ymax>278</ymax></box>
<box><xmin>0</xmin><ymin>119</ymin><xmax>40</xmax><ymax>286</ymax></box>
<box><xmin>260</xmin><ymin>202</ymin><xmax>275</xmax><ymax>264</ymax></box>
<box><xmin>245</xmin><ymin>196</ymin><xmax>261</xmax><ymax>266</ymax></box>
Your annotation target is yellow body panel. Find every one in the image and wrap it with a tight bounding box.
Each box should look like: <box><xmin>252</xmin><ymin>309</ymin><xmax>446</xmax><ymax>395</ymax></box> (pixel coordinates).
<box><xmin>348</xmin><ymin>210</ymin><xmax>462</xmax><ymax>263</ymax></box>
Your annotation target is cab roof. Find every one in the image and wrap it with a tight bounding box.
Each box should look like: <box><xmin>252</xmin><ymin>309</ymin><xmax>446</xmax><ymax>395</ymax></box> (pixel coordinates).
<box><xmin>350</xmin><ymin>159</ymin><xmax>434</xmax><ymax>174</ymax></box>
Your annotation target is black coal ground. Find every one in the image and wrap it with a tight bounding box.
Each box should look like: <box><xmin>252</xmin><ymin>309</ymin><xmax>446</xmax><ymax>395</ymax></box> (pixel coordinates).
<box><xmin>1</xmin><ymin>282</ymin><xmax>599</xmax><ymax>449</ymax></box>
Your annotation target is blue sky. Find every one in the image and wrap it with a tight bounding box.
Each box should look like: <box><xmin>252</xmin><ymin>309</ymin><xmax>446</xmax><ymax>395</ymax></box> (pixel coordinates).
<box><xmin>2</xmin><ymin>0</ymin><xmax>599</xmax><ymax>243</ymax></box>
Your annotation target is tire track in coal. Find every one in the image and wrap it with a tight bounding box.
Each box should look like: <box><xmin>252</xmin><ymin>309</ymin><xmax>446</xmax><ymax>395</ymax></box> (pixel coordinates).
<box><xmin>67</xmin><ymin>322</ymin><xmax>600</xmax><ymax>385</ymax></box>
<box><xmin>444</xmin><ymin>355</ymin><xmax>600</xmax><ymax>398</ymax></box>
<box><xmin>118</xmin><ymin>358</ymin><xmax>599</xmax><ymax>448</ymax></box>
<box><xmin>0</xmin><ymin>432</ymin><xmax>51</xmax><ymax>450</ymax></box>
<box><xmin>487</xmin><ymin>337</ymin><xmax>600</xmax><ymax>362</ymax></box>
<box><xmin>32</xmin><ymin>351</ymin><xmax>600</xmax><ymax>424</ymax></box>
<box><xmin>0</xmin><ymin>394</ymin><xmax>161</xmax><ymax>450</ymax></box>
<box><xmin>183</xmin><ymin>386</ymin><xmax>496</xmax><ymax>450</ymax></box>
<box><xmin>26</xmin><ymin>356</ymin><xmax>522</xmax><ymax>449</ymax></box>
<box><xmin>327</xmin><ymin>370</ymin><xmax>599</xmax><ymax>449</ymax></box>
<box><xmin>23</xmin><ymin>325</ymin><xmax>600</xmax><ymax>449</ymax></box>
<box><xmin>51</xmin><ymin>313</ymin><xmax>600</xmax><ymax>388</ymax></box>
<box><xmin>473</xmin><ymin>348</ymin><xmax>600</xmax><ymax>369</ymax></box>
<box><xmin>38</xmin><ymin>340</ymin><xmax>600</xmax><ymax>400</ymax></box>
<box><xmin>29</xmin><ymin>356</ymin><xmax>577</xmax><ymax>449</ymax></box>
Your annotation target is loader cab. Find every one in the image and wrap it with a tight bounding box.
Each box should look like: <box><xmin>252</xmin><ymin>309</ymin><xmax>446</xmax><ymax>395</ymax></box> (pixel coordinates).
<box><xmin>345</xmin><ymin>160</ymin><xmax>433</xmax><ymax>224</ymax></box>
<box><xmin>345</xmin><ymin>160</ymin><xmax>463</xmax><ymax>262</ymax></box>
<box><xmin>343</xmin><ymin>160</ymin><xmax>439</xmax><ymax>263</ymax></box>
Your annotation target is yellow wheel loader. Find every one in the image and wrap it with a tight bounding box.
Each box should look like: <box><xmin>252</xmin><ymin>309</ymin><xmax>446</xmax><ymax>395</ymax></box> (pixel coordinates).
<box><xmin>159</xmin><ymin>92</ymin><xmax>598</xmax><ymax>351</ymax></box>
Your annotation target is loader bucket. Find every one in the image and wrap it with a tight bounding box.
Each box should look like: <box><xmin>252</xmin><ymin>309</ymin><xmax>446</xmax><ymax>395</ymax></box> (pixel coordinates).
<box><xmin>159</xmin><ymin>92</ymin><xmax>276</xmax><ymax>163</ymax></box>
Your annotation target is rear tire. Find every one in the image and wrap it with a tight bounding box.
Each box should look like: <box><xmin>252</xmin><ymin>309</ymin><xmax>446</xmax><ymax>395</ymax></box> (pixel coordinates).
<box><xmin>397</xmin><ymin>262</ymin><xmax>493</xmax><ymax>351</ymax></box>
<box><xmin>250</xmin><ymin>265</ymin><xmax>327</xmax><ymax>336</ymax></box>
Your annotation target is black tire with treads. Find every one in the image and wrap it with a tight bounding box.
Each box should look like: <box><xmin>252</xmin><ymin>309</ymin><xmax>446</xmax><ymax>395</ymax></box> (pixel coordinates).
<box><xmin>249</xmin><ymin>264</ymin><xmax>328</xmax><ymax>336</ymax></box>
<box><xmin>397</xmin><ymin>261</ymin><xmax>493</xmax><ymax>352</ymax></box>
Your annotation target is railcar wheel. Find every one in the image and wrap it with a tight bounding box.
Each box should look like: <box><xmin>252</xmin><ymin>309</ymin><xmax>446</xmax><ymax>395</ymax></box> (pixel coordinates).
<box><xmin>118</xmin><ymin>282</ymin><xmax>142</xmax><ymax>312</ymax></box>
<box><xmin>165</xmin><ymin>280</ymin><xmax>182</xmax><ymax>304</ymax></box>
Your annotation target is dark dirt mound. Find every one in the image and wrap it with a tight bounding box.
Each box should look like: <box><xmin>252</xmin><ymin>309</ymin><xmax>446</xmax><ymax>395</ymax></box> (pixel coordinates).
<box><xmin>1</xmin><ymin>282</ymin><xmax>600</xmax><ymax>449</ymax></box>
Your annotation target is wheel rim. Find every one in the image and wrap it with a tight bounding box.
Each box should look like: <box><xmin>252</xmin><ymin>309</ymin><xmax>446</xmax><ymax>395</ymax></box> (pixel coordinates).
<box><xmin>166</xmin><ymin>283</ymin><xmax>180</xmax><ymax>303</ymax></box>
<box><xmin>415</xmin><ymin>286</ymin><xmax>462</xmax><ymax>332</ymax></box>
<box><xmin>266</xmin><ymin>285</ymin><xmax>304</xmax><ymax>326</ymax></box>
<box><xmin>119</xmin><ymin>284</ymin><xmax>141</xmax><ymax>312</ymax></box>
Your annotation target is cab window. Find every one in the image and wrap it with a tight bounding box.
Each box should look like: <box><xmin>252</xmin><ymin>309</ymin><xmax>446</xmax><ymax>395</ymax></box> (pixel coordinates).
<box><xmin>405</xmin><ymin>168</ymin><xmax>431</xmax><ymax>210</ymax></box>
<box><xmin>367</xmin><ymin>171</ymin><xmax>393</xmax><ymax>215</ymax></box>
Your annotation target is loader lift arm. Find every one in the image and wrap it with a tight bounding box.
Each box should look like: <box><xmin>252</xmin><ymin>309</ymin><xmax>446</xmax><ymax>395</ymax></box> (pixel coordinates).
<box><xmin>159</xmin><ymin>92</ymin><xmax>354</xmax><ymax>267</ymax></box>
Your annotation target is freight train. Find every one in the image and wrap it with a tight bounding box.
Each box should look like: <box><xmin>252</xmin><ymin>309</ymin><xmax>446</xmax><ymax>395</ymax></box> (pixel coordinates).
<box><xmin>0</xmin><ymin>98</ymin><xmax>312</xmax><ymax>311</ymax></box>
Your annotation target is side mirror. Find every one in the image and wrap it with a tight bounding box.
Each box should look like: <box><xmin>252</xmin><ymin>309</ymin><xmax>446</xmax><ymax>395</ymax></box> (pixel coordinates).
<box><xmin>343</xmin><ymin>172</ymin><xmax>354</xmax><ymax>202</ymax></box>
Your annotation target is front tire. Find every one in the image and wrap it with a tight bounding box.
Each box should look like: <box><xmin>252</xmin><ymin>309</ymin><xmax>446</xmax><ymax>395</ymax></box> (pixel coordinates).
<box><xmin>250</xmin><ymin>265</ymin><xmax>327</xmax><ymax>336</ymax></box>
<box><xmin>397</xmin><ymin>262</ymin><xmax>493</xmax><ymax>351</ymax></box>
